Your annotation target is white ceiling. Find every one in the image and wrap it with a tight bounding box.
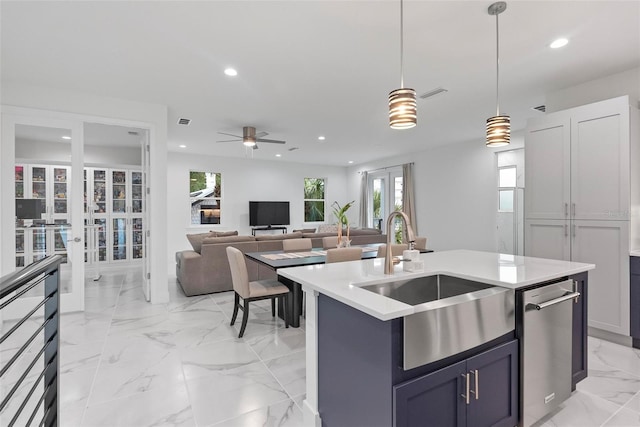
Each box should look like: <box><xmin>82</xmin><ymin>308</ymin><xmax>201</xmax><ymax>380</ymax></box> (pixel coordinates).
<box><xmin>2</xmin><ymin>1</ymin><xmax>639</xmax><ymax>166</ymax></box>
<box><xmin>15</xmin><ymin>123</ymin><xmax>146</xmax><ymax>148</ymax></box>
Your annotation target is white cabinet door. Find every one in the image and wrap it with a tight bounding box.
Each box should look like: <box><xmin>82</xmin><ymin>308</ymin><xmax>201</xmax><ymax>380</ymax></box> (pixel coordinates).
<box><xmin>571</xmin><ymin>98</ymin><xmax>630</xmax><ymax>220</ymax></box>
<box><xmin>524</xmin><ymin>219</ymin><xmax>570</xmax><ymax>261</ymax></box>
<box><xmin>524</xmin><ymin>114</ymin><xmax>571</xmax><ymax>219</ymax></box>
<box><xmin>572</xmin><ymin>220</ymin><xmax>630</xmax><ymax>335</ymax></box>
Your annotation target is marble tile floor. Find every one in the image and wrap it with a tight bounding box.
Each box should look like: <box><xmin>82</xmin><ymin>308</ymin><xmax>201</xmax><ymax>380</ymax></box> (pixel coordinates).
<box><xmin>2</xmin><ymin>267</ymin><xmax>640</xmax><ymax>426</ymax></box>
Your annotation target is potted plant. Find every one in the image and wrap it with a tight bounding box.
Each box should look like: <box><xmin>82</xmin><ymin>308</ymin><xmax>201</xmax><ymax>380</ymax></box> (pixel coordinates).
<box><xmin>332</xmin><ymin>200</ymin><xmax>355</xmax><ymax>247</ymax></box>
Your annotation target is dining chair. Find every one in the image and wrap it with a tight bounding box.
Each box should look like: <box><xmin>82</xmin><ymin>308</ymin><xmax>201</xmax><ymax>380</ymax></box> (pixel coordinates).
<box><xmin>322</xmin><ymin>236</ymin><xmax>339</xmax><ymax>249</ymax></box>
<box><xmin>414</xmin><ymin>236</ymin><xmax>427</xmax><ymax>250</ymax></box>
<box><xmin>376</xmin><ymin>243</ymin><xmax>409</xmax><ymax>258</ymax></box>
<box><xmin>226</xmin><ymin>246</ymin><xmax>290</xmax><ymax>338</ymax></box>
<box><xmin>325</xmin><ymin>247</ymin><xmax>363</xmax><ymax>263</ymax></box>
<box><xmin>282</xmin><ymin>238</ymin><xmax>312</xmax><ymax>252</ymax></box>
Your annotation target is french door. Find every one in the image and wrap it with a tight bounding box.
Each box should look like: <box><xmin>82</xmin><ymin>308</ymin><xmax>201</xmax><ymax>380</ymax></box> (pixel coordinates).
<box><xmin>2</xmin><ymin>112</ymin><xmax>85</xmax><ymax>317</ymax></box>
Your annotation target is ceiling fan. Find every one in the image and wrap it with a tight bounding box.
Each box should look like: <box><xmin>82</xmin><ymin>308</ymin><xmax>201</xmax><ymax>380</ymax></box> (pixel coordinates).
<box><xmin>217</xmin><ymin>126</ymin><xmax>286</xmax><ymax>149</ymax></box>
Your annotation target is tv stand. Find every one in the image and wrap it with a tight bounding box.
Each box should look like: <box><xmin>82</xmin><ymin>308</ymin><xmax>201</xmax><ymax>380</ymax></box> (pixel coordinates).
<box><xmin>251</xmin><ymin>226</ymin><xmax>288</xmax><ymax>236</ymax></box>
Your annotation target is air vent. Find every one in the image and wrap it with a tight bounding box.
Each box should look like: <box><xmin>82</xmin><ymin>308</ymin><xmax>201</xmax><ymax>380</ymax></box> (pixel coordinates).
<box><xmin>128</xmin><ymin>131</ymin><xmax>139</xmax><ymax>136</ymax></box>
<box><xmin>177</xmin><ymin>118</ymin><xmax>191</xmax><ymax>125</ymax></box>
<box><xmin>419</xmin><ymin>87</ymin><xmax>448</xmax><ymax>99</ymax></box>
<box><xmin>288</xmin><ymin>147</ymin><xmax>299</xmax><ymax>152</ymax></box>
<box><xmin>532</xmin><ymin>105</ymin><xmax>546</xmax><ymax>113</ymax></box>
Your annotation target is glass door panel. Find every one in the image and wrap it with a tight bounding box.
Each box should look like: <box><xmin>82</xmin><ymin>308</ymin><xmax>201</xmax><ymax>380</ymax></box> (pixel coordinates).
<box><xmin>112</xmin><ymin>218</ymin><xmax>127</xmax><ymax>261</ymax></box>
<box><xmin>15</xmin><ymin>165</ymin><xmax>24</xmax><ymax>198</ymax></box>
<box><xmin>31</xmin><ymin>166</ymin><xmax>47</xmax><ymax>201</ymax></box>
<box><xmin>132</xmin><ymin>217</ymin><xmax>143</xmax><ymax>259</ymax></box>
<box><xmin>95</xmin><ymin>218</ymin><xmax>107</xmax><ymax>262</ymax></box>
<box><xmin>132</xmin><ymin>171</ymin><xmax>143</xmax><ymax>213</ymax></box>
<box><xmin>112</xmin><ymin>170</ymin><xmax>127</xmax><ymax>214</ymax></box>
<box><xmin>53</xmin><ymin>167</ymin><xmax>68</xmax><ymax>214</ymax></box>
<box><xmin>93</xmin><ymin>169</ymin><xmax>107</xmax><ymax>213</ymax></box>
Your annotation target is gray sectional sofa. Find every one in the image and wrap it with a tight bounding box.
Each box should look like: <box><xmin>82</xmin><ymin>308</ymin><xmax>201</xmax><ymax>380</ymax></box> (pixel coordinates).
<box><xmin>175</xmin><ymin>228</ymin><xmax>386</xmax><ymax>296</ymax></box>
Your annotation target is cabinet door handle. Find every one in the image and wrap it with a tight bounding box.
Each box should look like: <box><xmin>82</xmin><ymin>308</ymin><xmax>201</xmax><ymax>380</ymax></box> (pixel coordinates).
<box><xmin>460</xmin><ymin>373</ymin><xmax>470</xmax><ymax>405</ymax></box>
<box><xmin>564</xmin><ymin>203</ymin><xmax>568</xmax><ymax>218</ymax></box>
<box><xmin>572</xmin><ymin>224</ymin><xmax>576</xmax><ymax>238</ymax></box>
<box><xmin>469</xmin><ymin>369</ymin><xmax>479</xmax><ymax>400</ymax></box>
<box><xmin>571</xmin><ymin>203</ymin><xmax>576</xmax><ymax>217</ymax></box>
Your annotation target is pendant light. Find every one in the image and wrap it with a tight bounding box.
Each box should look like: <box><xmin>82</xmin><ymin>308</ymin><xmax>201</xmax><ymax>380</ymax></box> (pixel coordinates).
<box><xmin>486</xmin><ymin>1</ymin><xmax>510</xmax><ymax>147</ymax></box>
<box><xmin>389</xmin><ymin>0</ymin><xmax>416</xmax><ymax>129</ymax></box>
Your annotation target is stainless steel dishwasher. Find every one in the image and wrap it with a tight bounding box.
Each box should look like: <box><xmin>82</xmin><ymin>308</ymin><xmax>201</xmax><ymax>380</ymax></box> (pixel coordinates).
<box><xmin>521</xmin><ymin>279</ymin><xmax>580</xmax><ymax>427</ymax></box>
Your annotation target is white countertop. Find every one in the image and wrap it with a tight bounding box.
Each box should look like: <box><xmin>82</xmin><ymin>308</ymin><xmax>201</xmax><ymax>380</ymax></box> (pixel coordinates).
<box><xmin>277</xmin><ymin>249</ymin><xmax>595</xmax><ymax>321</ymax></box>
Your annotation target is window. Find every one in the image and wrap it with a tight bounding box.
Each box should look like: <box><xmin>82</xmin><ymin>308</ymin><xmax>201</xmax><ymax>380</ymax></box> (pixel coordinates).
<box><xmin>304</xmin><ymin>178</ymin><xmax>325</xmax><ymax>222</ymax></box>
<box><xmin>190</xmin><ymin>171</ymin><xmax>221</xmax><ymax>225</ymax></box>
<box><xmin>498</xmin><ymin>166</ymin><xmax>516</xmax><ymax>212</ymax></box>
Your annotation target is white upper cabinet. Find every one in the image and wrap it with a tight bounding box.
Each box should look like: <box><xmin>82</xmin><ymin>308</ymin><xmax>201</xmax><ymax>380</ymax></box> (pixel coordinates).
<box><xmin>525</xmin><ymin>114</ymin><xmax>571</xmax><ymax>219</ymax></box>
<box><xmin>571</xmin><ymin>99</ymin><xmax>630</xmax><ymax>220</ymax></box>
<box><xmin>525</xmin><ymin>96</ymin><xmax>630</xmax><ymax>221</ymax></box>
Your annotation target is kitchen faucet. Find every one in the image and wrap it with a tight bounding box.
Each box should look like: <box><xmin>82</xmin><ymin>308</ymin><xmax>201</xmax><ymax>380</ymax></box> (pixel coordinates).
<box><xmin>384</xmin><ymin>211</ymin><xmax>416</xmax><ymax>274</ymax></box>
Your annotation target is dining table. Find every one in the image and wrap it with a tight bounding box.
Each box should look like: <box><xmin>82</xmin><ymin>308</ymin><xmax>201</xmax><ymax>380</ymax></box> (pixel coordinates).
<box><xmin>244</xmin><ymin>244</ymin><xmax>432</xmax><ymax>327</ymax></box>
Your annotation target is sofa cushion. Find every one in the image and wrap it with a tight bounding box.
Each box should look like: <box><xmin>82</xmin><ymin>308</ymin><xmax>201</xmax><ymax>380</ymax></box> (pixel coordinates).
<box><xmin>211</xmin><ymin>230</ymin><xmax>238</xmax><ymax>237</ymax></box>
<box><xmin>254</xmin><ymin>232</ymin><xmax>303</xmax><ymax>241</ymax></box>
<box><xmin>202</xmin><ymin>235</ymin><xmax>256</xmax><ymax>244</ymax></box>
<box><xmin>186</xmin><ymin>232</ymin><xmax>216</xmax><ymax>253</ymax></box>
<box><xmin>349</xmin><ymin>228</ymin><xmax>382</xmax><ymax>236</ymax></box>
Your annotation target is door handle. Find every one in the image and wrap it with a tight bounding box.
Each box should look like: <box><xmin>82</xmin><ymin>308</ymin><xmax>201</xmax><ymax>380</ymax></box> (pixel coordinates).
<box><xmin>526</xmin><ymin>292</ymin><xmax>581</xmax><ymax>310</ymax></box>
<box><xmin>571</xmin><ymin>203</ymin><xmax>576</xmax><ymax>217</ymax></box>
<box><xmin>469</xmin><ymin>369</ymin><xmax>479</xmax><ymax>400</ymax></box>
<box><xmin>564</xmin><ymin>203</ymin><xmax>568</xmax><ymax>218</ymax></box>
<box><xmin>460</xmin><ymin>373</ymin><xmax>470</xmax><ymax>405</ymax></box>
<box><xmin>572</xmin><ymin>224</ymin><xmax>576</xmax><ymax>238</ymax></box>
<box><xmin>67</xmin><ymin>237</ymin><xmax>81</xmax><ymax>243</ymax></box>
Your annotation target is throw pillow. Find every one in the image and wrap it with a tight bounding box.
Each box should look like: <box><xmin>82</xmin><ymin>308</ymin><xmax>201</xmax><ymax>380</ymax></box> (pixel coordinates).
<box><xmin>292</xmin><ymin>228</ymin><xmax>316</xmax><ymax>233</ymax></box>
<box><xmin>317</xmin><ymin>224</ymin><xmax>338</xmax><ymax>233</ymax></box>
<box><xmin>186</xmin><ymin>232</ymin><xmax>215</xmax><ymax>253</ymax></box>
<box><xmin>212</xmin><ymin>230</ymin><xmax>238</xmax><ymax>237</ymax></box>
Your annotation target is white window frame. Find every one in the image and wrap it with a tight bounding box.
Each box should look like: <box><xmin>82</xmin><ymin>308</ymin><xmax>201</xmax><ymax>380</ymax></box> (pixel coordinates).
<box><xmin>303</xmin><ymin>177</ymin><xmax>326</xmax><ymax>223</ymax></box>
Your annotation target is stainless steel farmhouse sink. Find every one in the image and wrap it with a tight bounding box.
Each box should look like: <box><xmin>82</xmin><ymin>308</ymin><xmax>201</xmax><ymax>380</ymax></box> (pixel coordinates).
<box><xmin>360</xmin><ymin>274</ymin><xmax>515</xmax><ymax>369</ymax></box>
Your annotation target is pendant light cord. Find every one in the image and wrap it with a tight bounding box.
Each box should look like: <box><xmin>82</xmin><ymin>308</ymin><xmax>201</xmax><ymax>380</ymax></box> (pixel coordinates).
<box><xmin>400</xmin><ymin>0</ymin><xmax>404</xmax><ymax>88</ymax></box>
<box><xmin>495</xmin><ymin>11</ymin><xmax>500</xmax><ymax>116</ymax></box>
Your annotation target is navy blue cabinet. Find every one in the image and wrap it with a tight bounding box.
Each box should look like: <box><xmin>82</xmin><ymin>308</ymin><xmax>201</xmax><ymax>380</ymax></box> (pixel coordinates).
<box><xmin>630</xmin><ymin>257</ymin><xmax>640</xmax><ymax>349</ymax></box>
<box><xmin>394</xmin><ymin>340</ymin><xmax>519</xmax><ymax>427</ymax></box>
<box><xmin>572</xmin><ymin>272</ymin><xmax>589</xmax><ymax>388</ymax></box>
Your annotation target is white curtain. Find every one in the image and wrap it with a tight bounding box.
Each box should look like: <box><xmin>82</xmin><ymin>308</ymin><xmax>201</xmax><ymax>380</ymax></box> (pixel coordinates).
<box><xmin>402</xmin><ymin>163</ymin><xmax>417</xmax><ymax>236</ymax></box>
<box><xmin>359</xmin><ymin>171</ymin><xmax>369</xmax><ymax>228</ymax></box>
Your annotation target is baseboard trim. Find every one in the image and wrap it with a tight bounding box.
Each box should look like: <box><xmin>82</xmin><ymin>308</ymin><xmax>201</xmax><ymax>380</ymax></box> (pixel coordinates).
<box><xmin>588</xmin><ymin>326</ymin><xmax>633</xmax><ymax>347</ymax></box>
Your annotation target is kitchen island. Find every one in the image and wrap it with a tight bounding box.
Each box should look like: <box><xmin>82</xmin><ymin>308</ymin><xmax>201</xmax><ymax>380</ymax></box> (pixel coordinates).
<box><xmin>278</xmin><ymin>249</ymin><xmax>594</xmax><ymax>427</ymax></box>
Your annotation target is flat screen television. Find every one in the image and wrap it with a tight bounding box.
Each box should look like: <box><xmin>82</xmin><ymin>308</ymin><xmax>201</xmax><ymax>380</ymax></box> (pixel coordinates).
<box><xmin>249</xmin><ymin>201</ymin><xmax>290</xmax><ymax>227</ymax></box>
<box><xmin>16</xmin><ymin>198</ymin><xmax>45</xmax><ymax>220</ymax></box>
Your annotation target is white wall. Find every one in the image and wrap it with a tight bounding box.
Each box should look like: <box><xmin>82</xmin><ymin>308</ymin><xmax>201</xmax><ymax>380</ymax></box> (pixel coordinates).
<box><xmin>347</xmin><ymin>133</ymin><xmax>525</xmax><ymax>252</ymax></box>
<box><xmin>546</xmin><ymin>67</ymin><xmax>640</xmax><ymax>113</ymax></box>
<box><xmin>1</xmin><ymin>83</ymin><xmax>169</xmax><ymax>304</ymax></box>
<box><xmin>167</xmin><ymin>153</ymin><xmax>349</xmax><ymax>270</ymax></box>
<box><xmin>16</xmin><ymin>139</ymin><xmax>141</xmax><ymax>166</ymax></box>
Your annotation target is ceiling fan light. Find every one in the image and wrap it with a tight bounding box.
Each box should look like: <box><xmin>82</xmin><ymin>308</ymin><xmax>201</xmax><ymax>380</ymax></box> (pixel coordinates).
<box><xmin>243</xmin><ymin>138</ymin><xmax>256</xmax><ymax>147</ymax></box>
<box><xmin>389</xmin><ymin>88</ymin><xmax>417</xmax><ymax>129</ymax></box>
<box><xmin>486</xmin><ymin>115</ymin><xmax>511</xmax><ymax>147</ymax></box>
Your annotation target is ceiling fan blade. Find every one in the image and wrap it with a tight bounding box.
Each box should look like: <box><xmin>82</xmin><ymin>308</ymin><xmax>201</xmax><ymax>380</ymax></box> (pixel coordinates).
<box><xmin>255</xmin><ymin>131</ymin><xmax>268</xmax><ymax>138</ymax></box>
<box><xmin>216</xmin><ymin>139</ymin><xmax>242</xmax><ymax>143</ymax></box>
<box><xmin>217</xmin><ymin>132</ymin><xmax>242</xmax><ymax>138</ymax></box>
<box><xmin>256</xmin><ymin>138</ymin><xmax>286</xmax><ymax>144</ymax></box>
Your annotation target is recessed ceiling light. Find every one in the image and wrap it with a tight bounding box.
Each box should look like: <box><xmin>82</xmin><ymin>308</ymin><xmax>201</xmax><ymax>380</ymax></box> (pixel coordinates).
<box><xmin>550</xmin><ymin>38</ymin><xmax>569</xmax><ymax>49</ymax></box>
<box><xmin>348</xmin><ymin>160</ymin><xmax>354</xmax><ymax>164</ymax></box>
<box><xmin>179</xmin><ymin>144</ymin><xmax>186</xmax><ymax>148</ymax></box>
<box><xmin>275</xmin><ymin>154</ymin><xmax>282</xmax><ymax>157</ymax></box>
<box><xmin>61</xmin><ymin>136</ymin><xmax>71</xmax><ymax>140</ymax></box>
<box><xmin>224</xmin><ymin>68</ymin><xmax>238</xmax><ymax>76</ymax></box>
<box><xmin>318</xmin><ymin>136</ymin><xmax>326</xmax><ymax>141</ymax></box>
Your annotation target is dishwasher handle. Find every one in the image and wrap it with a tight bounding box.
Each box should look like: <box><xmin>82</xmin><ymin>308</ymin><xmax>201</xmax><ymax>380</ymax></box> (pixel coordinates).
<box><xmin>526</xmin><ymin>292</ymin><xmax>580</xmax><ymax>311</ymax></box>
